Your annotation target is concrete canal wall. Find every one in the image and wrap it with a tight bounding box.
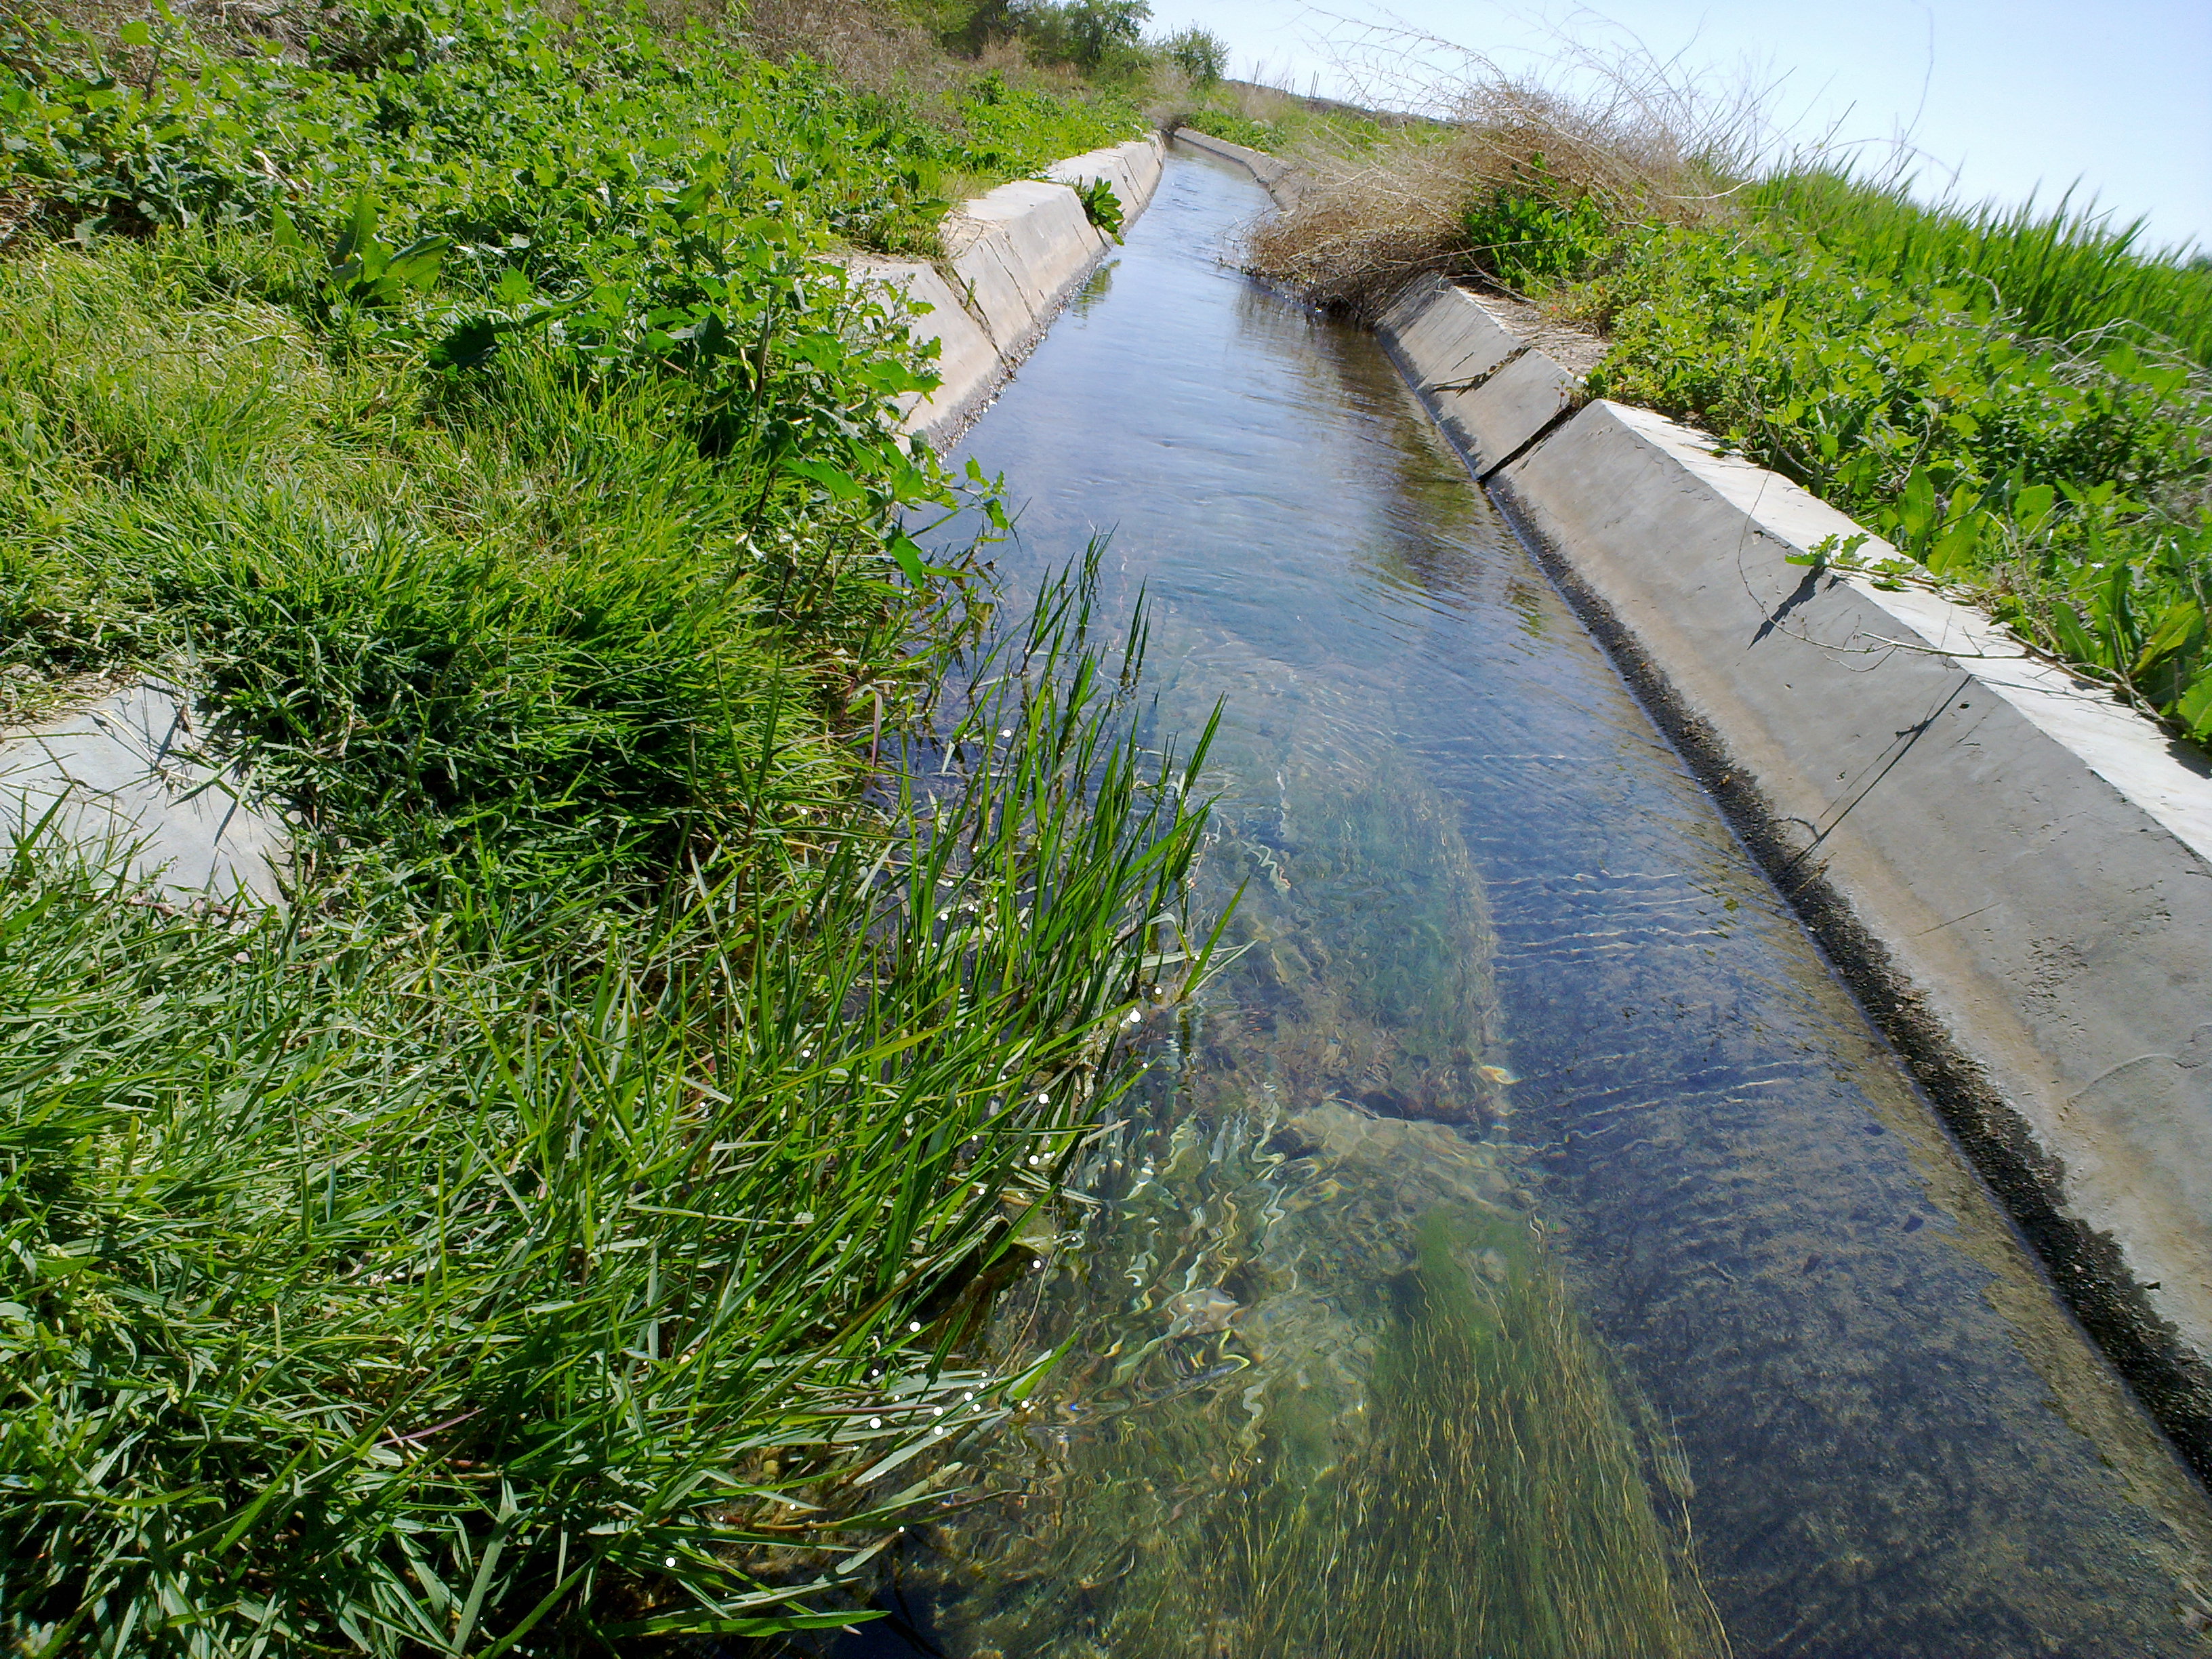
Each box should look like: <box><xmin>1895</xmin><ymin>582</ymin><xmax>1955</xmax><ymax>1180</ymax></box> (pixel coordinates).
<box><xmin>1176</xmin><ymin>128</ymin><xmax>2212</xmax><ymax>1459</ymax></box>
<box><xmin>855</xmin><ymin>135</ymin><xmax>1165</xmax><ymax>446</ymax></box>
<box><xmin>1389</xmin><ymin>274</ymin><xmax>2212</xmax><ymax>1456</ymax></box>
<box><xmin>1166</xmin><ymin>126</ymin><xmax>1294</xmax><ymax>195</ymax></box>
<box><xmin>0</xmin><ymin>678</ymin><xmax>287</xmax><ymax>902</ymax></box>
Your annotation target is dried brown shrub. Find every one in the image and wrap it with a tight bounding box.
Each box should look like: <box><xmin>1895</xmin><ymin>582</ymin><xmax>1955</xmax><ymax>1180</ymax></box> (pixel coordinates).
<box><xmin>1228</xmin><ymin>76</ymin><xmax>1298</xmax><ymax>124</ymax></box>
<box><xmin>1245</xmin><ymin>40</ymin><xmax>1771</xmax><ymax>318</ymax></box>
<box><xmin>738</xmin><ymin>0</ymin><xmax>964</xmax><ymax>112</ymax></box>
<box><xmin>7</xmin><ymin>0</ymin><xmax>306</xmax><ymax>66</ymax></box>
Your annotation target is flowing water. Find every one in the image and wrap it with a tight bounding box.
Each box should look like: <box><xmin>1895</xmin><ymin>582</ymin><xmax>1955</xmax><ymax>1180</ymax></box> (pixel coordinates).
<box><xmin>829</xmin><ymin>152</ymin><xmax>2212</xmax><ymax>1658</ymax></box>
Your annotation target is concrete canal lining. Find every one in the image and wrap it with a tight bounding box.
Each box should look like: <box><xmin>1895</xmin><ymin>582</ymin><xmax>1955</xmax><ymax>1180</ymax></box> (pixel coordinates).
<box><xmin>1166</xmin><ymin>125</ymin><xmax>1295</xmax><ymax>196</ymax></box>
<box><xmin>1176</xmin><ymin>128</ymin><xmax>2212</xmax><ymax>1467</ymax></box>
<box><xmin>0</xmin><ymin>678</ymin><xmax>288</xmax><ymax>901</ymax></box>
<box><xmin>853</xmin><ymin>136</ymin><xmax>1165</xmax><ymax>446</ymax></box>
<box><xmin>1383</xmin><ymin>270</ymin><xmax>2212</xmax><ymax>1469</ymax></box>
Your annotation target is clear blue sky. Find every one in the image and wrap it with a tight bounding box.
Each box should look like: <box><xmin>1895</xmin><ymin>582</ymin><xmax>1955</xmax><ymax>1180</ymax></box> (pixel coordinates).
<box><xmin>1164</xmin><ymin>0</ymin><xmax>2212</xmax><ymax>252</ymax></box>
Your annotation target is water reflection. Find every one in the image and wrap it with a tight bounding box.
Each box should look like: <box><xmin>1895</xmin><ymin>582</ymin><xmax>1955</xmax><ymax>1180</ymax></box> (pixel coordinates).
<box><xmin>859</xmin><ymin>151</ymin><xmax>2212</xmax><ymax>1657</ymax></box>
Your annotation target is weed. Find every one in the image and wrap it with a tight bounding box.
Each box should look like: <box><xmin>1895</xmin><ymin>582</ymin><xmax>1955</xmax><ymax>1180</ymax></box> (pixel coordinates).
<box><xmin>0</xmin><ymin>568</ymin><xmax>1218</xmax><ymax>1654</ymax></box>
<box><xmin>1072</xmin><ymin>173</ymin><xmax>1121</xmax><ymax>237</ymax></box>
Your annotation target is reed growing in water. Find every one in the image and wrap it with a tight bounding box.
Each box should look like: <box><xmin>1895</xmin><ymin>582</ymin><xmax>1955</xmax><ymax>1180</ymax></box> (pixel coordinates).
<box><xmin>915</xmin><ymin>623</ymin><xmax>1723</xmax><ymax>1658</ymax></box>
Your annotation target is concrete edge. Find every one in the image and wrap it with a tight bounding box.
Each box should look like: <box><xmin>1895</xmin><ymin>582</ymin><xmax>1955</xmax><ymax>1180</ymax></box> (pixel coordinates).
<box><xmin>1166</xmin><ymin>125</ymin><xmax>1291</xmax><ymax>195</ymax></box>
<box><xmin>1379</xmin><ymin>278</ymin><xmax>2212</xmax><ymax>1482</ymax></box>
<box><xmin>1</xmin><ymin>677</ymin><xmax>289</xmax><ymax>902</ymax></box>
<box><xmin>849</xmin><ymin>135</ymin><xmax>1166</xmax><ymax>449</ymax></box>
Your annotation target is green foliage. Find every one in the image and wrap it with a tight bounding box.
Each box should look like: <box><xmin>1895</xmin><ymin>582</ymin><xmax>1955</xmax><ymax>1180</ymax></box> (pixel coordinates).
<box><xmin>1065</xmin><ymin>0</ymin><xmax>1149</xmax><ymax>68</ymax></box>
<box><xmin>1160</xmin><ymin>24</ymin><xmax>1227</xmax><ymax>86</ymax></box>
<box><xmin>1173</xmin><ymin>98</ymin><xmax>1389</xmax><ymax>160</ymax></box>
<box><xmin>1176</xmin><ymin>104</ymin><xmax>1276</xmax><ymax>150</ymax></box>
<box><xmin>1462</xmin><ymin>178</ymin><xmax>1616</xmax><ymax>294</ymax></box>
<box><xmin>0</xmin><ymin>0</ymin><xmax>1137</xmax><ymax>269</ymax></box>
<box><xmin>1073</xmin><ymin>174</ymin><xmax>1122</xmax><ymax>239</ymax></box>
<box><xmin>0</xmin><ymin>0</ymin><xmax>1137</xmax><ymax>878</ymax></box>
<box><xmin>0</xmin><ymin>233</ymin><xmax>946</xmax><ymax>889</ymax></box>
<box><xmin>0</xmin><ymin>578</ymin><xmax>1217</xmax><ymax>1656</ymax></box>
<box><xmin>1754</xmin><ymin>169</ymin><xmax>2212</xmax><ymax>369</ymax></box>
<box><xmin>957</xmin><ymin>67</ymin><xmax>1142</xmax><ymax>180</ymax></box>
<box><xmin>1001</xmin><ymin>0</ymin><xmax>1151</xmax><ymax>74</ymax></box>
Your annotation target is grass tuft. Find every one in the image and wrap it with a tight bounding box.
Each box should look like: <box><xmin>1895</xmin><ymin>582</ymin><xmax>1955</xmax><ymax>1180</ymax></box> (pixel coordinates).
<box><xmin>2</xmin><ymin>559</ymin><xmax>1218</xmax><ymax>1656</ymax></box>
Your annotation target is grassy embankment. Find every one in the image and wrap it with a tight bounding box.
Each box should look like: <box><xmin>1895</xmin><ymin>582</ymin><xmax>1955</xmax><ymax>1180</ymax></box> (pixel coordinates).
<box><xmin>1245</xmin><ymin>87</ymin><xmax>2212</xmax><ymax>744</ymax></box>
<box><xmin>0</xmin><ymin>1</ymin><xmax>1227</xmax><ymax>1653</ymax></box>
<box><xmin>1170</xmin><ymin>78</ymin><xmax>1392</xmax><ymax>155</ymax></box>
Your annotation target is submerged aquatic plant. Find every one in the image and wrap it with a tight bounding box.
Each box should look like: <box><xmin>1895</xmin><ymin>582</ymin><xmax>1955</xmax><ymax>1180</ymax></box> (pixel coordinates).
<box><xmin>928</xmin><ymin>1100</ymin><xmax>1723</xmax><ymax>1659</ymax></box>
<box><xmin>901</xmin><ymin>621</ymin><xmax>1723</xmax><ymax>1658</ymax></box>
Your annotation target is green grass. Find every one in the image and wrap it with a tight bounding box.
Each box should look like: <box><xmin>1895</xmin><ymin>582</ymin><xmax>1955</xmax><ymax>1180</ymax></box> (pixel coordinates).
<box><xmin>0</xmin><ymin>1</ymin><xmax>1222</xmax><ymax>1651</ymax></box>
<box><xmin>1753</xmin><ymin>169</ymin><xmax>2212</xmax><ymax>369</ymax></box>
<box><xmin>0</xmin><ymin>230</ymin><xmax>947</xmax><ymax>893</ymax></box>
<box><xmin>1</xmin><ymin>589</ymin><xmax>1217</xmax><ymax>1654</ymax></box>
<box><xmin>1174</xmin><ymin>104</ymin><xmax>1277</xmax><ymax>149</ymax></box>
<box><xmin>0</xmin><ymin>0</ymin><xmax>1147</xmax><ymax>884</ymax></box>
<box><xmin>1173</xmin><ymin>96</ymin><xmax>1391</xmax><ymax>158</ymax></box>
<box><xmin>1452</xmin><ymin>172</ymin><xmax>2212</xmax><ymax>743</ymax></box>
<box><xmin>1</xmin><ymin>239</ymin><xmax>819</xmax><ymax>876</ymax></box>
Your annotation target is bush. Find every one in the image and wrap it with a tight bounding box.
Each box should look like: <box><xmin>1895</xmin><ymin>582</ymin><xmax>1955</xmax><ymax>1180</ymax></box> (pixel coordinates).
<box><xmin>1244</xmin><ymin>75</ymin><xmax>1735</xmax><ymax>315</ymax></box>
<box><xmin>1160</xmin><ymin>24</ymin><xmax>1226</xmax><ymax>85</ymax></box>
<box><xmin>1460</xmin><ymin>169</ymin><xmax>1614</xmax><ymax>293</ymax></box>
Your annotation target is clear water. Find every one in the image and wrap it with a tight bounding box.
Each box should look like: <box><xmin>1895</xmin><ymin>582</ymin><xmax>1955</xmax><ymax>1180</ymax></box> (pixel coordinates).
<box><xmin>830</xmin><ymin>152</ymin><xmax>2212</xmax><ymax>1658</ymax></box>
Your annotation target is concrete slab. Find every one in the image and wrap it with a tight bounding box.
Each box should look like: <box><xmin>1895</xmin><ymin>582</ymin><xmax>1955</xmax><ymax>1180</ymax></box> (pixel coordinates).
<box><xmin>1057</xmin><ymin>138</ymin><xmax>1151</xmax><ymax>184</ymax></box>
<box><xmin>1430</xmin><ymin>343</ymin><xmax>1582</xmax><ymax>470</ymax></box>
<box><xmin>859</xmin><ymin>134</ymin><xmax>1165</xmax><ymax>447</ymax></box>
<box><xmin>946</xmin><ymin>180</ymin><xmax>1105</xmax><ymax>323</ymax></box>
<box><xmin>1</xmin><ymin>678</ymin><xmax>287</xmax><ymax>901</ymax></box>
<box><xmin>847</xmin><ymin>256</ymin><xmax>1000</xmax><ymax>434</ymax></box>
<box><xmin>1048</xmin><ymin>136</ymin><xmax>1167</xmax><ymax>218</ymax></box>
<box><xmin>1382</xmin><ymin>282</ymin><xmax>2212</xmax><ymax>1465</ymax></box>
<box><xmin>1379</xmin><ymin>275</ymin><xmax>1521</xmax><ymax>392</ymax></box>
<box><xmin>1124</xmin><ymin>137</ymin><xmax>1164</xmax><ymax>201</ymax></box>
<box><xmin>941</xmin><ymin>220</ymin><xmax>1040</xmax><ymax>352</ymax></box>
<box><xmin>1046</xmin><ymin>145</ymin><xmax>1134</xmax><ymax>205</ymax></box>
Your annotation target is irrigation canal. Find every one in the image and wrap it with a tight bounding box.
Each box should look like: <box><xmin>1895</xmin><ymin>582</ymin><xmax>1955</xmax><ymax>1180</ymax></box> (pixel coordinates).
<box><xmin>821</xmin><ymin>150</ymin><xmax>2212</xmax><ymax>1657</ymax></box>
